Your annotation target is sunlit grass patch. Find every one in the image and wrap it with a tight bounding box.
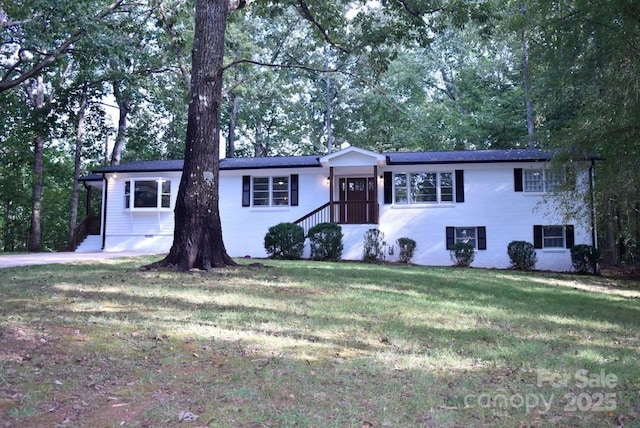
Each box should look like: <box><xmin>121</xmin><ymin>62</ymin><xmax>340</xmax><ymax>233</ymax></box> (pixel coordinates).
<box><xmin>0</xmin><ymin>258</ymin><xmax>638</xmax><ymax>427</ymax></box>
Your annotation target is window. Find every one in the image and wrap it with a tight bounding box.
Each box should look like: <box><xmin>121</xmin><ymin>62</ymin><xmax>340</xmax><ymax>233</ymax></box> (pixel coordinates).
<box><xmin>242</xmin><ymin>175</ymin><xmax>298</xmax><ymax>207</ymax></box>
<box><xmin>522</xmin><ymin>169</ymin><xmax>564</xmax><ymax>192</ymax></box>
<box><xmin>124</xmin><ymin>179</ymin><xmax>171</xmax><ymax>209</ymax></box>
<box><xmin>252</xmin><ymin>176</ymin><xmax>290</xmax><ymax>207</ymax></box>
<box><xmin>446</xmin><ymin>226</ymin><xmax>487</xmax><ymax>250</ymax></box>
<box><xmin>394</xmin><ymin>172</ymin><xmax>454</xmax><ymax>204</ymax></box>
<box><xmin>533</xmin><ymin>225</ymin><xmax>574</xmax><ymax>249</ymax></box>
<box><xmin>455</xmin><ymin>227</ymin><xmax>477</xmax><ymax>248</ymax></box>
<box><xmin>542</xmin><ymin>226</ymin><xmax>564</xmax><ymax>248</ymax></box>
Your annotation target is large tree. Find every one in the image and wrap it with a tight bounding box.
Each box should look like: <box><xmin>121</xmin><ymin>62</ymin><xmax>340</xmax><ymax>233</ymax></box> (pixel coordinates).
<box><xmin>149</xmin><ymin>0</ymin><xmax>500</xmax><ymax>270</ymax></box>
<box><xmin>150</xmin><ymin>0</ymin><xmax>249</xmax><ymax>270</ymax></box>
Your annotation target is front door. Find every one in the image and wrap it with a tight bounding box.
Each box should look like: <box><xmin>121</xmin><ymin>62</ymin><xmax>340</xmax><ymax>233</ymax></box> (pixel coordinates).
<box><xmin>338</xmin><ymin>177</ymin><xmax>376</xmax><ymax>223</ymax></box>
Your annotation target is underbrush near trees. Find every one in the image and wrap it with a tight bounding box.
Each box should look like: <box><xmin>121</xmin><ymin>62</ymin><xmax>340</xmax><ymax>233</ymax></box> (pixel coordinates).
<box><xmin>0</xmin><ymin>256</ymin><xmax>638</xmax><ymax>427</ymax></box>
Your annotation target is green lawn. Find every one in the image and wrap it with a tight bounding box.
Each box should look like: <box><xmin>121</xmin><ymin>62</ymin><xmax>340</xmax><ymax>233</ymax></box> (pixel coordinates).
<box><xmin>0</xmin><ymin>257</ymin><xmax>638</xmax><ymax>427</ymax></box>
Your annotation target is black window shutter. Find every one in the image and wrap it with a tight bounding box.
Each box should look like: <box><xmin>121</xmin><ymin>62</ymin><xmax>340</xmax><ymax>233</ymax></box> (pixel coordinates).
<box><xmin>383</xmin><ymin>172</ymin><xmax>393</xmax><ymax>204</ymax></box>
<box><xmin>446</xmin><ymin>227</ymin><xmax>455</xmax><ymax>250</ymax></box>
<box><xmin>455</xmin><ymin>170</ymin><xmax>465</xmax><ymax>203</ymax></box>
<box><xmin>565</xmin><ymin>225</ymin><xmax>575</xmax><ymax>249</ymax></box>
<box><xmin>477</xmin><ymin>226</ymin><xmax>487</xmax><ymax>250</ymax></box>
<box><xmin>290</xmin><ymin>174</ymin><xmax>299</xmax><ymax>206</ymax></box>
<box><xmin>242</xmin><ymin>176</ymin><xmax>251</xmax><ymax>207</ymax></box>
<box><xmin>533</xmin><ymin>225</ymin><xmax>543</xmax><ymax>249</ymax></box>
<box><xmin>514</xmin><ymin>168</ymin><xmax>523</xmax><ymax>192</ymax></box>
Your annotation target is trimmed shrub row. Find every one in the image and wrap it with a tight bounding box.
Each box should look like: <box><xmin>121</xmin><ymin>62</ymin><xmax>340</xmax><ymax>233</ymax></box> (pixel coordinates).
<box><xmin>264</xmin><ymin>223</ymin><xmax>600</xmax><ymax>274</ymax></box>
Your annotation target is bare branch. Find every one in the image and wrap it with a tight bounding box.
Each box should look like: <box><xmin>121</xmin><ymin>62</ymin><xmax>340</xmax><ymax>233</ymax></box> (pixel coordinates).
<box><xmin>222</xmin><ymin>57</ymin><xmax>339</xmax><ymax>74</ymax></box>
<box><xmin>229</xmin><ymin>0</ymin><xmax>258</xmax><ymax>13</ymax></box>
<box><xmin>0</xmin><ymin>10</ymin><xmax>42</xmax><ymax>29</ymax></box>
<box><xmin>0</xmin><ymin>0</ymin><xmax>128</xmax><ymax>93</ymax></box>
<box><xmin>295</xmin><ymin>0</ymin><xmax>349</xmax><ymax>54</ymax></box>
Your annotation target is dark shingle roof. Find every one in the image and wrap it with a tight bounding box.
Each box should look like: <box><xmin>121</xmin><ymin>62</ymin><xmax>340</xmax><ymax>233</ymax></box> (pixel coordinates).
<box><xmin>89</xmin><ymin>149</ymin><xmax>563</xmax><ymax>175</ymax></box>
<box><xmin>386</xmin><ymin>149</ymin><xmax>558</xmax><ymax>165</ymax></box>
<box><xmin>220</xmin><ymin>155</ymin><xmax>321</xmax><ymax>170</ymax></box>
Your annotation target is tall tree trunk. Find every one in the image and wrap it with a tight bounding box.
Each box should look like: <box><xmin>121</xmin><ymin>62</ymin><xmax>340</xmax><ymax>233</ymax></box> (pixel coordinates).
<box><xmin>28</xmin><ymin>75</ymin><xmax>45</xmax><ymax>252</ymax></box>
<box><xmin>521</xmin><ymin>1</ymin><xmax>535</xmax><ymax>148</ymax></box>
<box><xmin>110</xmin><ymin>79</ymin><xmax>129</xmax><ymax>166</ymax></box>
<box><xmin>324</xmin><ymin>52</ymin><xmax>333</xmax><ymax>153</ymax></box>
<box><xmin>150</xmin><ymin>0</ymin><xmax>236</xmax><ymax>271</ymax></box>
<box><xmin>68</xmin><ymin>82</ymin><xmax>89</xmax><ymax>247</ymax></box>
<box><xmin>227</xmin><ymin>94</ymin><xmax>237</xmax><ymax>157</ymax></box>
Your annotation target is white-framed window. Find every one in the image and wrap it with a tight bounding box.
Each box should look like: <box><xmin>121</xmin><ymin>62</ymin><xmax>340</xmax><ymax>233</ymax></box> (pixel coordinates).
<box><xmin>124</xmin><ymin>179</ymin><xmax>171</xmax><ymax>210</ymax></box>
<box><xmin>252</xmin><ymin>176</ymin><xmax>290</xmax><ymax>207</ymax></box>
<box><xmin>446</xmin><ymin>226</ymin><xmax>487</xmax><ymax>250</ymax></box>
<box><xmin>394</xmin><ymin>172</ymin><xmax>454</xmax><ymax>204</ymax></box>
<box><xmin>455</xmin><ymin>227</ymin><xmax>477</xmax><ymax>248</ymax></box>
<box><xmin>542</xmin><ymin>226</ymin><xmax>564</xmax><ymax>247</ymax></box>
<box><xmin>533</xmin><ymin>225</ymin><xmax>574</xmax><ymax>249</ymax></box>
<box><xmin>524</xmin><ymin>169</ymin><xmax>563</xmax><ymax>192</ymax></box>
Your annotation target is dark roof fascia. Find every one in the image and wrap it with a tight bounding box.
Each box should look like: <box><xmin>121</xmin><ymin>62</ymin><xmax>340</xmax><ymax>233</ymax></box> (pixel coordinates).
<box><xmin>385</xmin><ymin>149</ymin><xmax>565</xmax><ymax>166</ymax></box>
<box><xmin>78</xmin><ymin>173</ymin><xmax>104</xmax><ymax>182</ymax></box>
<box><xmin>91</xmin><ymin>160</ymin><xmax>184</xmax><ymax>174</ymax></box>
<box><xmin>221</xmin><ymin>164</ymin><xmax>322</xmax><ymax>171</ymax></box>
<box><xmin>387</xmin><ymin>158</ymin><xmax>556</xmax><ymax>165</ymax></box>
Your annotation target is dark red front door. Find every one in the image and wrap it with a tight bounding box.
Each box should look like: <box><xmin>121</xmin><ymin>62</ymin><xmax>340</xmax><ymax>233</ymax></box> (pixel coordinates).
<box><xmin>339</xmin><ymin>177</ymin><xmax>376</xmax><ymax>223</ymax></box>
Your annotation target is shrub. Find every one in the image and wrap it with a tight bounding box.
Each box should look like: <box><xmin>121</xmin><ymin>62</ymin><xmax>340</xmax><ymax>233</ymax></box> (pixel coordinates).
<box><xmin>570</xmin><ymin>244</ymin><xmax>601</xmax><ymax>274</ymax></box>
<box><xmin>397</xmin><ymin>237</ymin><xmax>417</xmax><ymax>263</ymax></box>
<box><xmin>264</xmin><ymin>223</ymin><xmax>305</xmax><ymax>260</ymax></box>
<box><xmin>308</xmin><ymin>223</ymin><xmax>343</xmax><ymax>261</ymax></box>
<box><xmin>507</xmin><ymin>240</ymin><xmax>537</xmax><ymax>271</ymax></box>
<box><xmin>363</xmin><ymin>229</ymin><xmax>385</xmax><ymax>263</ymax></box>
<box><xmin>450</xmin><ymin>242</ymin><xmax>475</xmax><ymax>267</ymax></box>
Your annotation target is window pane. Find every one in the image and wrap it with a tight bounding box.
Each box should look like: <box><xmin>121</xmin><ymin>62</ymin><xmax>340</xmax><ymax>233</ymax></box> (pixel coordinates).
<box><xmin>543</xmin><ymin>226</ymin><xmax>564</xmax><ymax>247</ymax></box>
<box><xmin>253</xmin><ymin>177</ymin><xmax>269</xmax><ymax>206</ymax></box>
<box><xmin>411</xmin><ymin>173</ymin><xmax>436</xmax><ymax>203</ymax></box>
<box><xmin>134</xmin><ymin>180</ymin><xmax>158</xmax><ymax>208</ymax></box>
<box><xmin>124</xmin><ymin>181</ymin><xmax>131</xmax><ymax>209</ymax></box>
<box><xmin>524</xmin><ymin>169</ymin><xmax>544</xmax><ymax>192</ymax></box>
<box><xmin>272</xmin><ymin>176</ymin><xmax>289</xmax><ymax>206</ymax></box>
<box><xmin>161</xmin><ymin>181</ymin><xmax>171</xmax><ymax>208</ymax></box>
<box><xmin>440</xmin><ymin>172</ymin><xmax>453</xmax><ymax>202</ymax></box>
<box><xmin>545</xmin><ymin>170</ymin><xmax>563</xmax><ymax>192</ymax></box>
<box><xmin>455</xmin><ymin>227</ymin><xmax>477</xmax><ymax>248</ymax></box>
<box><xmin>394</xmin><ymin>174</ymin><xmax>408</xmax><ymax>204</ymax></box>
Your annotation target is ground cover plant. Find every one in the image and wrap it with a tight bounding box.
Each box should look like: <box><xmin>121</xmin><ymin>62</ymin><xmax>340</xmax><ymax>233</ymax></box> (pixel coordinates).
<box><xmin>0</xmin><ymin>256</ymin><xmax>639</xmax><ymax>427</ymax></box>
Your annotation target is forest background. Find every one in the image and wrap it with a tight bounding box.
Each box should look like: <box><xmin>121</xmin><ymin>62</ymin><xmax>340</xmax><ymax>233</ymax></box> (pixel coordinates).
<box><xmin>1</xmin><ymin>0</ymin><xmax>638</xmax><ymax>266</ymax></box>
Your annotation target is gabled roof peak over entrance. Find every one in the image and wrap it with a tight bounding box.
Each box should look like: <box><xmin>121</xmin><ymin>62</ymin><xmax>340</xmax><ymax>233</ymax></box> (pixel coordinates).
<box><xmin>319</xmin><ymin>146</ymin><xmax>387</xmax><ymax>168</ymax></box>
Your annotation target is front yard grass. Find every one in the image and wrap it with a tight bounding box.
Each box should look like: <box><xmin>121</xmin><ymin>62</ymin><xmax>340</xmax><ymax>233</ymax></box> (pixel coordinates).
<box><xmin>0</xmin><ymin>257</ymin><xmax>638</xmax><ymax>427</ymax></box>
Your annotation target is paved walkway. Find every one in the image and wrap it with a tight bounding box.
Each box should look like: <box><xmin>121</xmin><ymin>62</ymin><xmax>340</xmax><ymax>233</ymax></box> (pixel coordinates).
<box><xmin>0</xmin><ymin>251</ymin><xmax>164</xmax><ymax>269</ymax></box>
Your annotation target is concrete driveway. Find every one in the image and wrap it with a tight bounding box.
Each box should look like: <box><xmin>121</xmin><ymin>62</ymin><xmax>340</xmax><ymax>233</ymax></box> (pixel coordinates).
<box><xmin>0</xmin><ymin>251</ymin><xmax>164</xmax><ymax>269</ymax></box>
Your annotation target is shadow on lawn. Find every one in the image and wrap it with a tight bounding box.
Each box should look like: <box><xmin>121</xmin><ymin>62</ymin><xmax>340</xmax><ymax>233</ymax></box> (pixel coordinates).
<box><xmin>1</xmin><ymin>260</ymin><xmax>638</xmax><ymax>427</ymax></box>
<box><xmin>3</xmin><ymin>261</ymin><xmax>638</xmax><ymax>369</ymax></box>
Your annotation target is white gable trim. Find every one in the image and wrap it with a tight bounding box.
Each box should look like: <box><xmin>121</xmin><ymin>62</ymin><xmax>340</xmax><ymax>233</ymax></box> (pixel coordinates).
<box><xmin>319</xmin><ymin>146</ymin><xmax>387</xmax><ymax>168</ymax></box>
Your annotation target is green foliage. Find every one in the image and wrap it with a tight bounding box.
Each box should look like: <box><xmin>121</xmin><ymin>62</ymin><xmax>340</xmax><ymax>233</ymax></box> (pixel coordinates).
<box><xmin>449</xmin><ymin>242</ymin><xmax>475</xmax><ymax>267</ymax></box>
<box><xmin>570</xmin><ymin>245</ymin><xmax>600</xmax><ymax>275</ymax></box>
<box><xmin>396</xmin><ymin>237</ymin><xmax>417</xmax><ymax>264</ymax></box>
<box><xmin>507</xmin><ymin>241</ymin><xmax>537</xmax><ymax>271</ymax></box>
<box><xmin>362</xmin><ymin>229</ymin><xmax>385</xmax><ymax>263</ymax></box>
<box><xmin>264</xmin><ymin>223</ymin><xmax>305</xmax><ymax>260</ymax></box>
<box><xmin>307</xmin><ymin>223</ymin><xmax>343</xmax><ymax>261</ymax></box>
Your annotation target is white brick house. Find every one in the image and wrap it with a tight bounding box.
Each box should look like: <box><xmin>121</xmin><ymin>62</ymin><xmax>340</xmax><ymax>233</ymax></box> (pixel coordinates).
<box><xmin>79</xmin><ymin>147</ymin><xmax>596</xmax><ymax>271</ymax></box>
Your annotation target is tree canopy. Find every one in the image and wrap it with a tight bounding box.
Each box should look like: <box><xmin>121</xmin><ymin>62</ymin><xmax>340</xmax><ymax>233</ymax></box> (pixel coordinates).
<box><xmin>1</xmin><ymin>0</ymin><xmax>638</xmax><ymax>265</ymax></box>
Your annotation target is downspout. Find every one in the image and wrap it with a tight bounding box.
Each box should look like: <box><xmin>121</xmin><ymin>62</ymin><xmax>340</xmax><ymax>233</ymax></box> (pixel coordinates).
<box><xmin>329</xmin><ymin>166</ymin><xmax>334</xmax><ymax>223</ymax></box>
<box><xmin>83</xmin><ymin>182</ymin><xmax>91</xmax><ymax>217</ymax></box>
<box><xmin>101</xmin><ymin>173</ymin><xmax>108</xmax><ymax>250</ymax></box>
<box><xmin>589</xmin><ymin>158</ymin><xmax>597</xmax><ymax>249</ymax></box>
<box><xmin>589</xmin><ymin>158</ymin><xmax>599</xmax><ymax>274</ymax></box>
